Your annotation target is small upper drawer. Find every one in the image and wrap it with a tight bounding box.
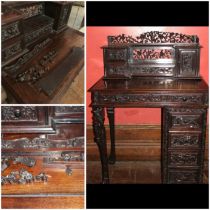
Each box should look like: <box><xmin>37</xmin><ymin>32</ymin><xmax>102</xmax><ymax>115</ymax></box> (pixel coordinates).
<box><xmin>104</xmin><ymin>48</ymin><xmax>128</xmax><ymax>61</ymax></box>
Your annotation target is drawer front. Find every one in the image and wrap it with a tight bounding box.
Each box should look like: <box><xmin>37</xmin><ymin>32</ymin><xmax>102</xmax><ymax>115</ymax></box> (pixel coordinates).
<box><xmin>168</xmin><ymin>169</ymin><xmax>200</xmax><ymax>184</ymax></box>
<box><xmin>170</xmin><ymin>114</ymin><xmax>202</xmax><ymax>129</ymax></box>
<box><xmin>2</xmin><ymin>21</ymin><xmax>21</xmax><ymax>42</ymax></box>
<box><xmin>169</xmin><ymin>133</ymin><xmax>201</xmax><ymax>149</ymax></box>
<box><xmin>104</xmin><ymin>48</ymin><xmax>127</xmax><ymax>61</ymax></box>
<box><xmin>94</xmin><ymin>93</ymin><xmax>205</xmax><ymax>106</ymax></box>
<box><xmin>168</xmin><ymin>151</ymin><xmax>201</xmax><ymax>167</ymax></box>
<box><xmin>2</xmin><ymin>40</ymin><xmax>24</xmax><ymax>62</ymax></box>
<box><xmin>166</xmin><ymin>108</ymin><xmax>206</xmax><ymax>130</ymax></box>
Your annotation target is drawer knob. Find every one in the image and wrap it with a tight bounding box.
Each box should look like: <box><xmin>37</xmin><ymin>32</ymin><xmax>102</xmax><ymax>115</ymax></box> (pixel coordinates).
<box><xmin>14</xmin><ymin>109</ymin><xmax>21</xmax><ymax>118</ymax></box>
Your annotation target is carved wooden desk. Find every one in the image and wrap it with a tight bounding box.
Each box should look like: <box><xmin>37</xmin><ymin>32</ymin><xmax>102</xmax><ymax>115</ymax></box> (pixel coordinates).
<box><xmin>89</xmin><ymin>77</ymin><xmax>208</xmax><ymax>184</ymax></box>
<box><xmin>2</xmin><ymin>2</ymin><xmax>84</xmax><ymax>104</ymax></box>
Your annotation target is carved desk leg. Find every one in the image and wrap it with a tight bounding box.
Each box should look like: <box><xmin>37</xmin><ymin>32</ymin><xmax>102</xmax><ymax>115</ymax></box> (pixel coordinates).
<box><xmin>92</xmin><ymin>106</ymin><xmax>109</xmax><ymax>184</ymax></box>
<box><xmin>107</xmin><ymin>107</ymin><xmax>116</xmax><ymax>164</ymax></box>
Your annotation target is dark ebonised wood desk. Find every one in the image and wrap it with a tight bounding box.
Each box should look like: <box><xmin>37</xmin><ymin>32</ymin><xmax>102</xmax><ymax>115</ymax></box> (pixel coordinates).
<box><xmin>89</xmin><ymin>77</ymin><xmax>208</xmax><ymax>184</ymax></box>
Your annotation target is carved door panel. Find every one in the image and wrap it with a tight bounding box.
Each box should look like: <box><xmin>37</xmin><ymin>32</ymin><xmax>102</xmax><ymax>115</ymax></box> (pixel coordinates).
<box><xmin>177</xmin><ymin>49</ymin><xmax>199</xmax><ymax>77</ymax></box>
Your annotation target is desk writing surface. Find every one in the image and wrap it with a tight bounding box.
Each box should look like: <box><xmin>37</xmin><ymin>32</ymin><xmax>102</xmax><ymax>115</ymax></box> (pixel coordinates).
<box><xmin>89</xmin><ymin>77</ymin><xmax>208</xmax><ymax>92</ymax></box>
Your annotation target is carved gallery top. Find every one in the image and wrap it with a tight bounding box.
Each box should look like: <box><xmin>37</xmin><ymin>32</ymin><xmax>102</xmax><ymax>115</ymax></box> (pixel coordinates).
<box><xmin>2</xmin><ymin>1</ymin><xmax>84</xmax><ymax>103</ymax></box>
<box><xmin>102</xmin><ymin>31</ymin><xmax>201</xmax><ymax>79</ymax></box>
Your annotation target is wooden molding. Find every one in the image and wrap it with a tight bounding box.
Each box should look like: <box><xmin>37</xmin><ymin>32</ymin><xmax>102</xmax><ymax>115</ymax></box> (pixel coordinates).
<box><xmin>87</xmin><ymin>124</ymin><xmax>209</xmax><ymax>161</ymax></box>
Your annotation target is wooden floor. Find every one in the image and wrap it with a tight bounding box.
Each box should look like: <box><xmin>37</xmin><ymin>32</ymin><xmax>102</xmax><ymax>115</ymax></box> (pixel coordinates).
<box><xmin>87</xmin><ymin>160</ymin><xmax>209</xmax><ymax>184</ymax></box>
<box><xmin>60</xmin><ymin>67</ymin><xmax>84</xmax><ymax>104</ymax></box>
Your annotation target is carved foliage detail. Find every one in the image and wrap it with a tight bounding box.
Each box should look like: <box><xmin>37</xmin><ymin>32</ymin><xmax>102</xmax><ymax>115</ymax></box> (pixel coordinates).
<box><xmin>55</xmin><ymin>106</ymin><xmax>84</xmax><ymax>113</ymax></box>
<box><xmin>2</xmin><ymin>137</ymin><xmax>84</xmax><ymax>149</ymax></box>
<box><xmin>172</xmin><ymin>116</ymin><xmax>200</xmax><ymax>128</ymax></box>
<box><xmin>3</xmin><ymin>38</ymin><xmax>51</xmax><ymax>72</ymax></box>
<box><xmin>24</xmin><ymin>24</ymin><xmax>54</xmax><ymax>45</ymax></box>
<box><xmin>96</xmin><ymin>94</ymin><xmax>203</xmax><ymax>104</ymax></box>
<box><xmin>108</xmin><ymin>31</ymin><xmax>198</xmax><ymax>44</ymax></box>
<box><xmin>133</xmin><ymin>49</ymin><xmax>172</xmax><ymax>60</ymax></box>
<box><xmin>16</xmin><ymin>49</ymin><xmax>57</xmax><ymax>82</ymax></box>
<box><xmin>171</xmin><ymin>135</ymin><xmax>199</xmax><ymax>147</ymax></box>
<box><xmin>2</xmin><ymin>106</ymin><xmax>38</xmax><ymax>121</ymax></box>
<box><xmin>169</xmin><ymin>153</ymin><xmax>199</xmax><ymax>166</ymax></box>
<box><xmin>2</xmin><ymin>42</ymin><xmax>22</xmax><ymax>61</ymax></box>
<box><xmin>18</xmin><ymin>4</ymin><xmax>44</xmax><ymax>18</ymax></box>
<box><xmin>2</xmin><ymin>22</ymin><xmax>20</xmax><ymax>41</ymax></box>
<box><xmin>182</xmin><ymin>52</ymin><xmax>193</xmax><ymax>72</ymax></box>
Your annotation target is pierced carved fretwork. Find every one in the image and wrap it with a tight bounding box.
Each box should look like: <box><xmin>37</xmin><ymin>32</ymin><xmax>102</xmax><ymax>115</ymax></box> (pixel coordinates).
<box><xmin>171</xmin><ymin>135</ymin><xmax>199</xmax><ymax>147</ymax></box>
<box><xmin>108</xmin><ymin>31</ymin><xmax>198</xmax><ymax>44</ymax></box>
<box><xmin>133</xmin><ymin>48</ymin><xmax>173</xmax><ymax>60</ymax></box>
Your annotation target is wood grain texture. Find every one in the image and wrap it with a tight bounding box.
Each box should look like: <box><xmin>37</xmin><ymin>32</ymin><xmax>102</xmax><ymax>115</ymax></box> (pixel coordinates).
<box><xmin>87</xmin><ymin>124</ymin><xmax>209</xmax><ymax>161</ymax></box>
<box><xmin>2</xmin><ymin>196</ymin><xmax>84</xmax><ymax>209</ymax></box>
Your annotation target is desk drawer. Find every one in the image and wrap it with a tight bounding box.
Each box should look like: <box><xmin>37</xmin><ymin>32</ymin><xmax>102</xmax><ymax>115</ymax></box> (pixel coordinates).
<box><xmin>168</xmin><ymin>151</ymin><xmax>201</xmax><ymax>167</ymax></box>
<box><xmin>165</xmin><ymin>107</ymin><xmax>207</xmax><ymax>131</ymax></box>
<box><xmin>168</xmin><ymin>168</ymin><xmax>200</xmax><ymax>184</ymax></box>
<box><xmin>169</xmin><ymin>133</ymin><xmax>201</xmax><ymax>149</ymax></box>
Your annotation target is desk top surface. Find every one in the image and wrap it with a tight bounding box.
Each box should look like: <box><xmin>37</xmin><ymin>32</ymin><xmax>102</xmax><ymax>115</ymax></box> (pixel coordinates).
<box><xmin>89</xmin><ymin>77</ymin><xmax>208</xmax><ymax>93</ymax></box>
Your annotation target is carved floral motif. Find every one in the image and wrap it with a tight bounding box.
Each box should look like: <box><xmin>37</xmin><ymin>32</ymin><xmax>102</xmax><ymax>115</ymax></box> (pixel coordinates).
<box><xmin>169</xmin><ymin>153</ymin><xmax>199</xmax><ymax>166</ymax></box>
<box><xmin>108</xmin><ymin>31</ymin><xmax>198</xmax><ymax>44</ymax></box>
<box><xmin>18</xmin><ymin>4</ymin><xmax>44</xmax><ymax>19</ymax></box>
<box><xmin>3</xmin><ymin>38</ymin><xmax>51</xmax><ymax>72</ymax></box>
<box><xmin>172</xmin><ymin>116</ymin><xmax>200</xmax><ymax>128</ymax></box>
<box><xmin>2</xmin><ymin>22</ymin><xmax>20</xmax><ymax>41</ymax></box>
<box><xmin>95</xmin><ymin>94</ymin><xmax>203</xmax><ymax>104</ymax></box>
<box><xmin>171</xmin><ymin>135</ymin><xmax>199</xmax><ymax>147</ymax></box>
<box><xmin>2</xmin><ymin>106</ymin><xmax>38</xmax><ymax>121</ymax></box>
<box><xmin>55</xmin><ymin>106</ymin><xmax>84</xmax><ymax>113</ymax></box>
<box><xmin>133</xmin><ymin>48</ymin><xmax>172</xmax><ymax>60</ymax></box>
<box><xmin>2</xmin><ymin>136</ymin><xmax>84</xmax><ymax>149</ymax></box>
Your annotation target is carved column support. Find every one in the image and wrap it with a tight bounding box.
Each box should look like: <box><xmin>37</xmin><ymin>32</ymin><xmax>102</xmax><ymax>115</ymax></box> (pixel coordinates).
<box><xmin>107</xmin><ymin>107</ymin><xmax>116</xmax><ymax>164</ymax></box>
<box><xmin>92</xmin><ymin>106</ymin><xmax>109</xmax><ymax>184</ymax></box>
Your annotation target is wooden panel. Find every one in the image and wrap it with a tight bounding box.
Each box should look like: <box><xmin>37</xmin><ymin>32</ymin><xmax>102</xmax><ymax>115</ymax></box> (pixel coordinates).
<box><xmin>87</xmin><ymin>124</ymin><xmax>209</xmax><ymax>161</ymax></box>
<box><xmin>2</xmin><ymin>196</ymin><xmax>84</xmax><ymax>209</ymax></box>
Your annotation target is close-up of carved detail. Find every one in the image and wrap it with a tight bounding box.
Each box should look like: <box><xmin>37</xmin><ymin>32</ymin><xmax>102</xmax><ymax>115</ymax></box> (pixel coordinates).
<box><xmin>2</xmin><ymin>136</ymin><xmax>84</xmax><ymax>149</ymax></box>
<box><xmin>2</xmin><ymin>106</ymin><xmax>38</xmax><ymax>121</ymax></box>
<box><xmin>2</xmin><ymin>21</ymin><xmax>20</xmax><ymax>41</ymax></box>
<box><xmin>108</xmin><ymin>31</ymin><xmax>199</xmax><ymax>44</ymax></box>
<box><xmin>170</xmin><ymin>135</ymin><xmax>199</xmax><ymax>147</ymax></box>
<box><xmin>169</xmin><ymin>171</ymin><xmax>198</xmax><ymax>183</ymax></box>
<box><xmin>169</xmin><ymin>153</ymin><xmax>199</xmax><ymax>166</ymax></box>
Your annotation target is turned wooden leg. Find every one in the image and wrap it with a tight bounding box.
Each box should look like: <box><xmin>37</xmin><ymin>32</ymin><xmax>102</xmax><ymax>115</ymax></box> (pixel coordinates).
<box><xmin>107</xmin><ymin>107</ymin><xmax>116</xmax><ymax>164</ymax></box>
<box><xmin>92</xmin><ymin>106</ymin><xmax>109</xmax><ymax>184</ymax></box>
